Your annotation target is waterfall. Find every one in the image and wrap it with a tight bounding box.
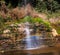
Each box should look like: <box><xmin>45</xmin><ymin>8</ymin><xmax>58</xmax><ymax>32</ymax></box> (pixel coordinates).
<box><xmin>25</xmin><ymin>26</ymin><xmax>30</xmax><ymax>38</ymax></box>
<box><xmin>24</xmin><ymin>22</ymin><xmax>32</xmax><ymax>49</ymax></box>
<box><xmin>23</xmin><ymin>22</ymin><xmax>41</xmax><ymax>50</ymax></box>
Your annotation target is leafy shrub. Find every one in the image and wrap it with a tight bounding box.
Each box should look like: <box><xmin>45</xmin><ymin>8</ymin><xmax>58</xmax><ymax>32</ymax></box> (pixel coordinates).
<box><xmin>32</xmin><ymin>17</ymin><xmax>44</xmax><ymax>23</ymax></box>
<box><xmin>32</xmin><ymin>17</ymin><xmax>51</xmax><ymax>27</ymax></box>
<box><xmin>20</xmin><ymin>16</ymin><xmax>33</xmax><ymax>23</ymax></box>
<box><xmin>32</xmin><ymin>17</ymin><xmax>52</xmax><ymax>31</ymax></box>
<box><xmin>43</xmin><ymin>21</ymin><xmax>51</xmax><ymax>28</ymax></box>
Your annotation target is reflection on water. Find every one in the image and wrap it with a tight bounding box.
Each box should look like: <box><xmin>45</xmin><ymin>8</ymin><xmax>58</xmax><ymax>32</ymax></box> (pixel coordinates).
<box><xmin>22</xmin><ymin>36</ymin><xmax>42</xmax><ymax>50</ymax></box>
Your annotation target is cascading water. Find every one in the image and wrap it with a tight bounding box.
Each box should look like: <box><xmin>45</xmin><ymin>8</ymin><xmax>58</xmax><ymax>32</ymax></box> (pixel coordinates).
<box><xmin>25</xmin><ymin>25</ymin><xmax>30</xmax><ymax>38</ymax></box>
<box><xmin>22</xmin><ymin>22</ymin><xmax>42</xmax><ymax>50</ymax></box>
<box><xmin>24</xmin><ymin>23</ymin><xmax>32</xmax><ymax>49</ymax></box>
<box><xmin>20</xmin><ymin>0</ymin><xmax>45</xmax><ymax>50</ymax></box>
<box><xmin>20</xmin><ymin>0</ymin><xmax>41</xmax><ymax>50</ymax></box>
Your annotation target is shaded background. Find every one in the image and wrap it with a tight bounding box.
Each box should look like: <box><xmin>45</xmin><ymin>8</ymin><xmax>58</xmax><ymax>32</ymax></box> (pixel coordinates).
<box><xmin>4</xmin><ymin>0</ymin><xmax>60</xmax><ymax>7</ymax></box>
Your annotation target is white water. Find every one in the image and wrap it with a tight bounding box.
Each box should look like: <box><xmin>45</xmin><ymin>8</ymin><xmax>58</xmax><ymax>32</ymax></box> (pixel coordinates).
<box><xmin>24</xmin><ymin>25</ymin><xmax>32</xmax><ymax>48</ymax></box>
<box><xmin>25</xmin><ymin>26</ymin><xmax>30</xmax><ymax>38</ymax></box>
<box><xmin>24</xmin><ymin>23</ymin><xmax>41</xmax><ymax>49</ymax></box>
<box><xmin>23</xmin><ymin>0</ymin><xmax>32</xmax><ymax>49</ymax></box>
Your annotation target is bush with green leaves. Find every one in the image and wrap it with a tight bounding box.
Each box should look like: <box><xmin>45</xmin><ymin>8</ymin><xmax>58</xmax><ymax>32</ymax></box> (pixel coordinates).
<box><xmin>36</xmin><ymin>0</ymin><xmax>60</xmax><ymax>13</ymax></box>
<box><xmin>36</xmin><ymin>0</ymin><xmax>47</xmax><ymax>12</ymax></box>
<box><xmin>32</xmin><ymin>17</ymin><xmax>44</xmax><ymax>23</ymax></box>
<box><xmin>19</xmin><ymin>16</ymin><xmax>33</xmax><ymax>23</ymax></box>
<box><xmin>32</xmin><ymin>17</ymin><xmax>51</xmax><ymax>27</ymax></box>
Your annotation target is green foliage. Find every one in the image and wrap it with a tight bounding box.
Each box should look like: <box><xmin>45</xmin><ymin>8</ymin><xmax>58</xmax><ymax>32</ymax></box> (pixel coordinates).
<box><xmin>44</xmin><ymin>21</ymin><xmax>51</xmax><ymax>29</ymax></box>
<box><xmin>7</xmin><ymin>2</ymin><xmax>12</xmax><ymax>8</ymax></box>
<box><xmin>36</xmin><ymin>0</ymin><xmax>47</xmax><ymax>12</ymax></box>
<box><xmin>32</xmin><ymin>17</ymin><xmax>51</xmax><ymax>28</ymax></box>
<box><xmin>1</xmin><ymin>0</ymin><xmax>60</xmax><ymax>13</ymax></box>
<box><xmin>52</xmin><ymin>1</ymin><xmax>60</xmax><ymax>10</ymax></box>
<box><xmin>32</xmin><ymin>17</ymin><xmax>44</xmax><ymax>23</ymax></box>
<box><xmin>20</xmin><ymin>16</ymin><xmax>33</xmax><ymax>23</ymax></box>
<box><xmin>47</xmin><ymin>0</ymin><xmax>60</xmax><ymax>13</ymax></box>
<box><xmin>18</xmin><ymin>16</ymin><xmax>51</xmax><ymax>29</ymax></box>
<box><xmin>36</xmin><ymin>0</ymin><xmax>60</xmax><ymax>13</ymax></box>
